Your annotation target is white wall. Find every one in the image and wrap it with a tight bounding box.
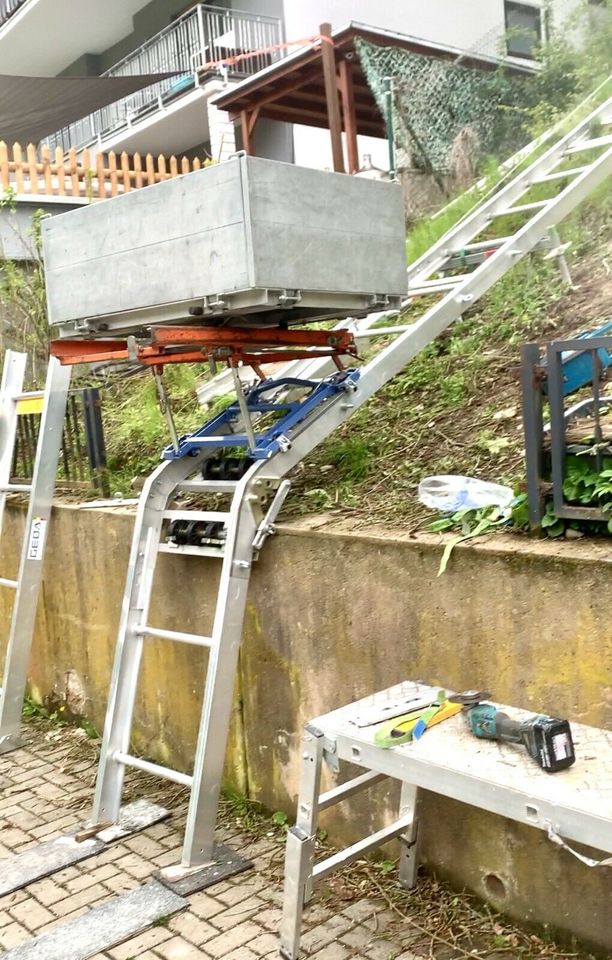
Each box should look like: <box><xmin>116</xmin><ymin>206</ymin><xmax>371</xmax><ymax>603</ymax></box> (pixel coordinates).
<box><xmin>282</xmin><ymin>0</ymin><xmax>506</xmax><ymax>55</ymax></box>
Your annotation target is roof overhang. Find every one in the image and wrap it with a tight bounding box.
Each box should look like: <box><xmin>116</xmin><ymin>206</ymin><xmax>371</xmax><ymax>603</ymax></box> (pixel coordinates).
<box><xmin>213</xmin><ymin>21</ymin><xmax>535</xmax><ymax>138</ymax></box>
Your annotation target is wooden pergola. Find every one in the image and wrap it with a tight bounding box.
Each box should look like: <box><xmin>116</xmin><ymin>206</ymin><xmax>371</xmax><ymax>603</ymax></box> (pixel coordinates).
<box><xmin>213</xmin><ymin>21</ymin><xmax>533</xmax><ymax>175</ymax></box>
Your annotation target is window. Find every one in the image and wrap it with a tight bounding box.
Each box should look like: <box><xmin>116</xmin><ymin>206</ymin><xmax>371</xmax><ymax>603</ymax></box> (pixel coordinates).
<box><xmin>504</xmin><ymin>1</ymin><xmax>542</xmax><ymax>59</ymax></box>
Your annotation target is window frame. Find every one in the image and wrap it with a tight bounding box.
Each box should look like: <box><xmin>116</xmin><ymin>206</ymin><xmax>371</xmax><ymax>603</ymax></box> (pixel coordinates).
<box><xmin>504</xmin><ymin>0</ymin><xmax>543</xmax><ymax>60</ymax></box>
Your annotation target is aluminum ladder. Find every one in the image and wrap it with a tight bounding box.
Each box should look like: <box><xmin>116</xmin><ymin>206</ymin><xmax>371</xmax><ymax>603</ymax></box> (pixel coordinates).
<box><xmin>0</xmin><ymin>352</ymin><xmax>72</xmax><ymax>753</ymax></box>
<box><xmin>93</xmin><ymin>95</ymin><xmax>612</xmax><ymax>871</ymax></box>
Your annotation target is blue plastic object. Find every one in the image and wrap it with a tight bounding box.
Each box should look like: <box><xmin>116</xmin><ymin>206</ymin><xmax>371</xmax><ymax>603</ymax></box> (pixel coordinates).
<box><xmin>162</xmin><ymin>370</ymin><xmax>360</xmax><ymax>461</ymax></box>
<box><xmin>543</xmin><ymin>322</ymin><xmax>612</xmax><ymax>397</ymax></box>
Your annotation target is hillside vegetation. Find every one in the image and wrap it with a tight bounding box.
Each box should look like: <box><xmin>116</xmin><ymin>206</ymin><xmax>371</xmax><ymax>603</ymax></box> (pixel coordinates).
<box><xmin>286</xmin><ymin>187</ymin><xmax>612</xmax><ymax>529</ymax></box>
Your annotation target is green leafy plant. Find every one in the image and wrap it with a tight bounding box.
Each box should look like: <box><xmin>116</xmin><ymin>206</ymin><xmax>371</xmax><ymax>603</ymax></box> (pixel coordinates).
<box><xmin>431</xmin><ymin>505</ymin><xmax>509</xmax><ymax>575</ymax></box>
<box><xmin>0</xmin><ymin>190</ymin><xmax>49</xmax><ymax>384</ymax></box>
<box><xmin>430</xmin><ymin>494</ymin><xmax>529</xmax><ymax>574</ymax></box>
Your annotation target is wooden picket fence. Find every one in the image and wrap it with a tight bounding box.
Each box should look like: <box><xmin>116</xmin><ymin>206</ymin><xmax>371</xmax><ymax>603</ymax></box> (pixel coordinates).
<box><xmin>0</xmin><ymin>142</ymin><xmax>206</xmax><ymax>201</ymax></box>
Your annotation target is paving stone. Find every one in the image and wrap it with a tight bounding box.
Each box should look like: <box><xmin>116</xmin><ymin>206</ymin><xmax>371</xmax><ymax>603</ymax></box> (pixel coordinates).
<box><xmin>103</xmin><ymin>873</ymin><xmax>141</xmax><ymax>895</ymax></box>
<box><xmin>0</xmin><ymin>920</ymin><xmax>30</xmax><ymax>948</ymax></box>
<box><xmin>155</xmin><ymin>935</ymin><xmax>205</xmax><ymax>959</ymax></box>
<box><xmin>9</xmin><ymin>896</ymin><xmax>55</xmax><ymax>931</ymax></box>
<box><xmin>0</xmin><ymin>826</ymin><xmax>31</xmax><ymax>846</ymax></box>
<box><xmin>107</xmin><ymin>925</ymin><xmax>173</xmax><ymax>959</ymax></box>
<box><xmin>50</xmin><ymin>881</ymin><xmax>110</xmax><ymax>916</ymax></box>
<box><xmin>224</xmin><ymin>949</ymin><xmax>259</xmax><ymax>960</ymax></box>
<box><xmin>341</xmin><ymin>924</ymin><xmax>377</xmax><ymax>949</ymax></box>
<box><xmin>249</xmin><ymin>930</ymin><xmax>281</xmax><ymax>956</ymax></box>
<box><xmin>341</xmin><ymin>900</ymin><xmax>381</xmax><ymax>922</ymax></box>
<box><xmin>362</xmin><ymin>939</ymin><xmax>403</xmax><ymax>960</ymax></box>
<box><xmin>115</xmin><ymin>853</ymin><xmax>154</xmax><ymax>880</ymax></box>
<box><xmin>310</xmin><ymin>944</ymin><xmax>353</xmax><ymax>960</ymax></box>
<box><xmin>169</xmin><ymin>911</ymin><xmax>217</xmax><ymax>945</ymax></box>
<box><xmin>124</xmin><ymin>834</ymin><xmax>166</xmax><ymax>859</ymax></box>
<box><xmin>188</xmin><ymin>892</ymin><xmax>226</xmax><ymax>921</ymax></box>
<box><xmin>210</xmin><ymin>895</ymin><xmax>265</xmax><ymax>931</ymax></box>
<box><xmin>301</xmin><ymin>914</ymin><xmax>354</xmax><ymax>954</ymax></box>
<box><xmin>252</xmin><ymin>907</ymin><xmax>281</xmax><ymax>932</ymax></box>
<box><xmin>205</xmin><ymin>920</ymin><xmax>263</xmax><ymax>958</ymax></box>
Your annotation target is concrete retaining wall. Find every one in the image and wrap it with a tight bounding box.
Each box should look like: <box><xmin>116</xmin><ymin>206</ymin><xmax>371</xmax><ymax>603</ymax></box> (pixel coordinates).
<box><xmin>0</xmin><ymin>504</ymin><xmax>610</xmax><ymax>951</ymax></box>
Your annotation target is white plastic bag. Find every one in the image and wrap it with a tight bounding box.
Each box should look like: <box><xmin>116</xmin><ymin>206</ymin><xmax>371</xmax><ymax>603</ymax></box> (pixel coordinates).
<box><xmin>418</xmin><ymin>475</ymin><xmax>514</xmax><ymax>515</ymax></box>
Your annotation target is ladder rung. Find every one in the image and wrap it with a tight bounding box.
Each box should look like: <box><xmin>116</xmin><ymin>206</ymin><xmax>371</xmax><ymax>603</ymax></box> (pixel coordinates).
<box><xmin>0</xmin><ymin>577</ymin><xmax>18</xmax><ymax>589</ymax></box>
<box><xmin>158</xmin><ymin>542</ymin><xmax>225</xmax><ymax>559</ymax></box>
<box><xmin>533</xmin><ymin>166</ymin><xmax>587</xmax><ymax>183</ymax></box>
<box><xmin>353</xmin><ymin>325</ymin><xmax>414</xmax><ymax>339</ymax></box>
<box><xmin>113</xmin><ymin>751</ymin><xmax>193</xmax><ymax>788</ymax></box>
<box><xmin>14</xmin><ymin>390</ymin><xmax>44</xmax><ymax>401</ymax></box>
<box><xmin>413</xmin><ymin>275</ymin><xmax>467</xmax><ymax>289</ymax></box>
<box><xmin>495</xmin><ymin>200</ymin><xmax>549</xmax><ymax>215</ymax></box>
<box><xmin>454</xmin><ymin>237</ymin><xmax>510</xmax><ymax>252</ymax></box>
<box><xmin>176</xmin><ymin>479</ymin><xmax>237</xmax><ymax>494</ymax></box>
<box><xmin>162</xmin><ymin>509</ymin><xmax>229</xmax><ymax>523</ymax></box>
<box><xmin>134</xmin><ymin>624</ymin><xmax>213</xmax><ymax>647</ymax></box>
<box><xmin>0</xmin><ymin>483</ymin><xmax>32</xmax><ymax>493</ymax></box>
<box><xmin>565</xmin><ymin>134</ymin><xmax>612</xmax><ymax>155</ymax></box>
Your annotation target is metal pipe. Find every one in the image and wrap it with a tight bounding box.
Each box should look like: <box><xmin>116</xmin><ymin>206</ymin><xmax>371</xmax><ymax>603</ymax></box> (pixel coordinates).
<box><xmin>134</xmin><ymin>624</ymin><xmax>213</xmax><ymax>648</ymax></box>
<box><xmin>383</xmin><ymin>76</ymin><xmax>396</xmax><ymax>181</ymax></box>
<box><xmin>153</xmin><ymin>370</ymin><xmax>180</xmax><ymax>453</ymax></box>
<box><xmin>113</xmin><ymin>751</ymin><xmax>193</xmax><ymax>788</ymax></box>
<box><xmin>230</xmin><ymin>364</ymin><xmax>256</xmax><ymax>451</ymax></box>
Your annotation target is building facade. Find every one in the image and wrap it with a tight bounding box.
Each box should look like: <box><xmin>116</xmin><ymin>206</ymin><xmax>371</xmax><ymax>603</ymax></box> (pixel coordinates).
<box><xmin>0</xmin><ymin>0</ymin><xmax>598</xmax><ymax>171</ymax></box>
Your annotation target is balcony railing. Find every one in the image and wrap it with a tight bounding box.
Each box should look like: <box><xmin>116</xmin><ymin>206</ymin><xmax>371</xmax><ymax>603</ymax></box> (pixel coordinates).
<box><xmin>0</xmin><ymin>0</ymin><xmax>27</xmax><ymax>27</ymax></box>
<box><xmin>46</xmin><ymin>4</ymin><xmax>283</xmax><ymax>153</ymax></box>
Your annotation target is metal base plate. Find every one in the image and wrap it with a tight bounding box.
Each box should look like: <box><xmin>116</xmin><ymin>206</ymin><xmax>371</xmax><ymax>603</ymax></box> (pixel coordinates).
<box><xmin>158</xmin><ymin>843</ymin><xmax>252</xmax><ymax>896</ymax></box>
<box><xmin>2</xmin><ymin>879</ymin><xmax>186</xmax><ymax>960</ymax></box>
<box><xmin>0</xmin><ymin>800</ymin><xmax>169</xmax><ymax>896</ymax></box>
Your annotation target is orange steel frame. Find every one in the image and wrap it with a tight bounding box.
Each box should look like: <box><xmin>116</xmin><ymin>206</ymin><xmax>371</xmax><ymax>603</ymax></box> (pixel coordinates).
<box><xmin>50</xmin><ymin>326</ymin><xmax>358</xmax><ymax>373</ymax></box>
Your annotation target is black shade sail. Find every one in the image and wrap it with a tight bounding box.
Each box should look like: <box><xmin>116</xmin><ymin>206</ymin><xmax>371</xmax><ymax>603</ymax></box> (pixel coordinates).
<box><xmin>0</xmin><ymin>73</ymin><xmax>182</xmax><ymax>144</ymax></box>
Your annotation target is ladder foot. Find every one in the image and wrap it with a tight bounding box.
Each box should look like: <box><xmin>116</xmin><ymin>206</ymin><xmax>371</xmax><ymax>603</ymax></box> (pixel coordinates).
<box><xmin>157</xmin><ymin>843</ymin><xmax>252</xmax><ymax>896</ymax></box>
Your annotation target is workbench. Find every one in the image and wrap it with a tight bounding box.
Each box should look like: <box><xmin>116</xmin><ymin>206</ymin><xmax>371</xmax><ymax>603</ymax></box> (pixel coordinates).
<box><xmin>279</xmin><ymin>681</ymin><xmax>612</xmax><ymax>959</ymax></box>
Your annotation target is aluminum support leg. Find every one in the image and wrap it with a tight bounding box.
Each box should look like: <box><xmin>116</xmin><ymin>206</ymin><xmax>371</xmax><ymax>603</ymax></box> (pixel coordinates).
<box><xmin>520</xmin><ymin>343</ymin><xmax>546</xmax><ymax>529</ymax></box>
<box><xmin>92</xmin><ymin>454</ymin><xmax>211</xmax><ymax>823</ymax></box>
<box><xmin>279</xmin><ymin>725</ymin><xmax>324</xmax><ymax>960</ymax></box>
<box><xmin>181</xmin><ymin>490</ymin><xmax>260</xmax><ymax>866</ymax></box>
<box><xmin>398</xmin><ymin>782</ymin><xmax>421</xmax><ymax>889</ymax></box>
<box><xmin>0</xmin><ymin>358</ymin><xmax>72</xmax><ymax>754</ymax></box>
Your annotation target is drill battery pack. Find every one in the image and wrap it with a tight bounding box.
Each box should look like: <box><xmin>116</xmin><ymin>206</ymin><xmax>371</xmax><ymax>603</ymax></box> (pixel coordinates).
<box><xmin>525</xmin><ymin>716</ymin><xmax>576</xmax><ymax>773</ymax></box>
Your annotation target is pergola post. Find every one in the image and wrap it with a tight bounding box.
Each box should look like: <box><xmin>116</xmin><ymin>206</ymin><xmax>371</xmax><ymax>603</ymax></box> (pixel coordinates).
<box><xmin>240</xmin><ymin>107</ymin><xmax>260</xmax><ymax>155</ymax></box>
<box><xmin>319</xmin><ymin>22</ymin><xmax>345</xmax><ymax>173</ymax></box>
<box><xmin>338</xmin><ymin>57</ymin><xmax>359</xmax><ymax>174</ymax></box>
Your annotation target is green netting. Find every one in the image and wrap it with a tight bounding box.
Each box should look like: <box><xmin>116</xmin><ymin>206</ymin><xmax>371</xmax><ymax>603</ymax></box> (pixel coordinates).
<box><xmin>356</xmin><ymin>38</ymin><xmax>535</xmax><ymax>174</ymax></box>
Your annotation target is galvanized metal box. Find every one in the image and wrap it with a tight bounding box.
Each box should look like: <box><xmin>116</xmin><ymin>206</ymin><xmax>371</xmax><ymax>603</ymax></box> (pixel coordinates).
<box><xmin>42</xmin><ymin>155</ymin><xmax>407</xmax><ymax>337</ymax></box>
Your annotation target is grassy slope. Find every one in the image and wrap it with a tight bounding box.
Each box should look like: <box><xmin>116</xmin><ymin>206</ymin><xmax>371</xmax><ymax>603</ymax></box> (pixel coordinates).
<box><xmin>96</xmin><ymin>184</ymin><xmax>612</xmax><ymax>529</ymax></box>
<box><xmin>285</xmin><ymin>185</ymin><xmax>612</xmax><ymax>528</ymax></box>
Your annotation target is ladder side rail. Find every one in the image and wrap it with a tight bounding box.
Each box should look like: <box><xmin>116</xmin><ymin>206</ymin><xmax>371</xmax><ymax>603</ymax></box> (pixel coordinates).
<box><xmin>0</xmin><ymin>351</ymin><xmax>27</xmax><ymax>544</ymax></box>
<box><xmin>257</xmin><ymin>147</ymin><xmax>612</xmax><ymax>485</ymax></box>
<box><xmin>406</xmin><ymin>96</ymin><xmax>612</xmax><ymax>284</ymax></box>
<box><xmin>92</xmin><ymin>450</ymin><xmax>216</xmax><ymax>823</ymax></box>
<box><xmin>0</xmin><ymin>358</ymin><xmax>72</xmax><ymax>752</ymax></box>
<box><xmin>181</xmin><ymin>463</ymin><xmax>264</xmax><ymax>865</ymax></box>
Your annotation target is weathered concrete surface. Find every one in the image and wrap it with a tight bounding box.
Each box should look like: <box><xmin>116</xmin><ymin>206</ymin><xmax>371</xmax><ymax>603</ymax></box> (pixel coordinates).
<box><xmin>1</xmin><ymin>504</ymin><xmax>611</xmax><ymax>950</ymax></box>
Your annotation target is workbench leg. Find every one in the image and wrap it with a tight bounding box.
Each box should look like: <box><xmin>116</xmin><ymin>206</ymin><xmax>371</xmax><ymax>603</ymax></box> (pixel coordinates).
<box><xmin>398</xmin><ymin>782</ymin><xmax>420</xmax><ymax>889</ymax></box>
<box><xmin>279</xmin><ymin>725</ymin><xmax>324</xmax><ymax>959</ymax></box>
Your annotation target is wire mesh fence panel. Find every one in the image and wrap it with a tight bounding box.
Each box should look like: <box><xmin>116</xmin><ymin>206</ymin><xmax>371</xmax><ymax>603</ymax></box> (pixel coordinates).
<box><xmin>356</xmin><ymin>37</ymin><xmax>535</xmax><ymax>176</ymax></box>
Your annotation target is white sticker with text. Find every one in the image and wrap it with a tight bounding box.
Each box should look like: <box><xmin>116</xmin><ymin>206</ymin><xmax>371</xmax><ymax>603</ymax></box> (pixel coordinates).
<box><xmin>27</xmin><ymin>517</ymin><xmax>48</xmax><ymax>561</ymax></box>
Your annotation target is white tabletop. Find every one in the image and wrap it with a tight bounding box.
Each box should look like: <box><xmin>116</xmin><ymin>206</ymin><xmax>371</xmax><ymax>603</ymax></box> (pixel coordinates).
<box><xmin>312</xmin><ymin>681</ymin><xmax>612</xmax><ymax>854</ymax></box>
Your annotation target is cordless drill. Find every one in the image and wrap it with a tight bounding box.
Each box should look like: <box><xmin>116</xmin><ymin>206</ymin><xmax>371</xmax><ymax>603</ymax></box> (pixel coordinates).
<box><xmin>468</xmin><ymin>702</ymin><xmax>575</xmax><ymax>773</ymax></box>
